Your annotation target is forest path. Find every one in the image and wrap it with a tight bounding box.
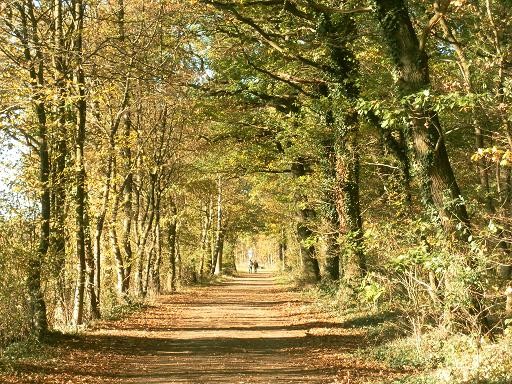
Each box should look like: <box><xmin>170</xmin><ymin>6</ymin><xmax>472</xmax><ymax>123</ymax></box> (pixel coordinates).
<box><xmin>2</xmin><ymin>273</ymin><xmax>403</xmax><ymax>383</ymax></box>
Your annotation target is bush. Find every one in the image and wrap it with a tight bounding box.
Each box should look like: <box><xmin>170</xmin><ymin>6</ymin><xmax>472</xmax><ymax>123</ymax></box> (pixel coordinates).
<box><xmin>365</xmin><ymin>329</ymin><xmax>448</xmax><ymax>370</ymax></box>
<box><xmin>434</xmin><ymin>333</ymin><xmax>512</xmax><ymax>384</ymax></box>
<box><xmin>369</xmin><ymin>331</ymin><xmax>512</xmax><ymax>384</ymax></box>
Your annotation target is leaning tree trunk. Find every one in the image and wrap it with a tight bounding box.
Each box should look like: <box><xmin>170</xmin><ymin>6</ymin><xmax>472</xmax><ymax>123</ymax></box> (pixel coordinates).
<box><xmin>374</xmin><ymin>0</ymin><xmax>470</xmax><ymax>234</ymax></box>
<box><xmin>374</xmin><ymin>0</ymin><xmax>489</xmax><ymax>331</ymax></box>
<box><xmin>93</xmin><ymin>100</ymin><xmax>127</xmax><ymax>307</ymax></box>
<box><xmin>437</xmin><ymin>14</ymin><xmax>493</xmax><ymax>213</ymax></box>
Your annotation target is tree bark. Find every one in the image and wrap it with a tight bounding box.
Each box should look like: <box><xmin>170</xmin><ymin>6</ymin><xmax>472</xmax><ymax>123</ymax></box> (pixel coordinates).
<box><xmin>93</xmin><ymin>142</ymin><xmax>112</xmax><ymax>307</ymax></box>
<box><xmin>334</xmin><ymin>111</ymin><xmax>366</xmax><ymax>283</ymax></box>
<box><xmin>30</xmin><ymin>103</ymin><xmax>50</xmax><ymax>337</ymax></box>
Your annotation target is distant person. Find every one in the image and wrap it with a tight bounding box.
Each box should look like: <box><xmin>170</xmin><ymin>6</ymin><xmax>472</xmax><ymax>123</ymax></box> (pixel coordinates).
<box><xmin>248</xmin><ymin>259</ymin><xmax>253</xmax><ymax>273</ymax></box>
<box><xmin>253</xmin><ymin>260</ymin><xmax>259</xmax><ymax>273</ymax></box>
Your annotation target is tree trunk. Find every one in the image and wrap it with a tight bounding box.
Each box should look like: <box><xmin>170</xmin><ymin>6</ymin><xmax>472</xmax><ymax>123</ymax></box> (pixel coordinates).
<box><xmin>93</xmin><ymin>75</ymin><xmax>129</xmax><ymax>303</ymax></box>
<box><xmin>211</xmin><ymin>177</ymin><xmax>223</xmax><ymax>275</ymax></box>
<box><xmin>374</xmin><ymin>0</ymin><xmax>470</xmax><ymax>235</ymax></box>
<box><xmin>110</xmin><ymin>181</ymin><xmax>127</xmax><ymax>295</ymax></box>
<box><xmin>321</xmin><ymin>13</ymin><xmax>366</xmax><ymax>283</ymax></box>
<box><xmin>291</xmin><ymin>159</ymin><xmax>320</xmax><ymax>282</ymax></box>
<box><xmin>199</xmin><ymin>198</ymin><xmax>212</xmax><ymax>277</ymax></box>
<box><xmin>93</xmin><ymin>144</ymin><xmax>113</xmax><ymax>309</ymax></box>
<box><xmin>151</xmin><ymin>195</ymin><xmax>163</xmax><ymax>293</ymax></box>
<box><xmin>374</xmin><ymin>0</ymin><xmax>490</xmax><ymax>332</ymax></box>
<box><xmin>72</xmin><ymin>0</ymin><xmax>87</xmax><ymax>326</ymax></box>
<box><xmin>136</xmin><ymin>174</ymin><xmax>156</xmax><ymax>297</ymax></box>
<box><xmin>334</xmin><ymin>112</ymin><xmax>366</xmax><ymax>283</ymax></box>
<box><xmin>84</xmin><ymin>194</ymin><xmax>100</xmax><ymax>319</ymax></box>
<box><xmin>121</xmin><ymin>112</ymin><xmax>133</xmax><ymax>292</ymax></box>
<box><xmin>50</xmin><ymin>0</ymin><xmax>68</xmax><ymax>308</ymax></box>
<box><xmin>214</xmin><ymin>233</ymin><xmax>224</xmax><ymax>275</ymax></box>
<box><xmin>278</xmin><ymin>228</ymin><xmax>287</xmax><ymax>271</ymax></box>
<box><xmin>168</xmin><ymin>200</ymin><xmax>178</xmax><ymax>292</ymax></box>
<box><xmin>177</xmin><ymin>240</ymin><xmax>182</xmax><ymax>285</ymax></box>
<box><xmin>143</xmin><ymin>244</ymin><xmax>155</xmax><ymax>296</ymax></box>
<box><xmin>31</xmin><ymin>102</ymin><xmax>50</xmax><ymax>336</ymax></box>
<box><xmin>19</xmin><ymin>0</ymin><xmax>50</xmax><ymax>340</ymax></box>
<box><xmin>436</xmin><ymin>11</ymin><xmax>494</xmax><ymax>214</ymax></box>
<box><xmin>320</xmin><ymin>136</ymin><xmax>341</xmax><ymax>281</ymax></box>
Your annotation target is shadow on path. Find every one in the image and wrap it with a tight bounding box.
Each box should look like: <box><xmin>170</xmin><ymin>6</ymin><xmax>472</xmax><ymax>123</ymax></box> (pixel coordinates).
<box><xmin>2</xmin><ymin>273</ymin><xmax>404</xmax><ymax>384</ymax></box>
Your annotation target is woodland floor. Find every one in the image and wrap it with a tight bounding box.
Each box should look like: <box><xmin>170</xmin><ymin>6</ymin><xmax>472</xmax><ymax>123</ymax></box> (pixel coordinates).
<box><xmin>0</xmin><ymin>272</ymin><xmax>407</xmax><ymax>383</ymax></box>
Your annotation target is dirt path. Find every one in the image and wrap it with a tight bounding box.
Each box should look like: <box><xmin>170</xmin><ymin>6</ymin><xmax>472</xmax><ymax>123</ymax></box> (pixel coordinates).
<box><xmin>1</xmin><ymin>273</ymin><xmax>403</xmax><ymax>383</ymax></box>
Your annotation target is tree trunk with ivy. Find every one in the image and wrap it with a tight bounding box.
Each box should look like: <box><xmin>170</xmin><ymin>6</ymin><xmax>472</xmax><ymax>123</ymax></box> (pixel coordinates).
<box><xmin>375</xmin><ymin>0</ymin><xmax>470</xmax><ymax>233</ymax></box>
<box><xmin>321</xmin><ymin>13</ymin><xmax>367</xmax><ymax>284</ymax></box>
<box><xmin>291</xmin><ymin>159</ymin><xmax>321</xmax><ymax>283</ymax></box>
<box><xmin>375</xmin><ymin>0</ymin><xmax>489</xmax><ymax>332</ymax></box>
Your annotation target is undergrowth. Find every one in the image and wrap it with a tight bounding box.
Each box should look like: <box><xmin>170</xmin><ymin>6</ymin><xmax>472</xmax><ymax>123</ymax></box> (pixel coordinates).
<box><xmin>301</xmin><ymin>277</ymin><xmax>512</xmax><ymax>384</ymax></box>
<box><xmin>102</xmin><ymin>298</ymin><xmax>146</xmax><ymax>321</ymax></box>
<box><xmin>0</xmin><ymin>334</ymin><xmax>58</xmax><ymax>373</ymax></box>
